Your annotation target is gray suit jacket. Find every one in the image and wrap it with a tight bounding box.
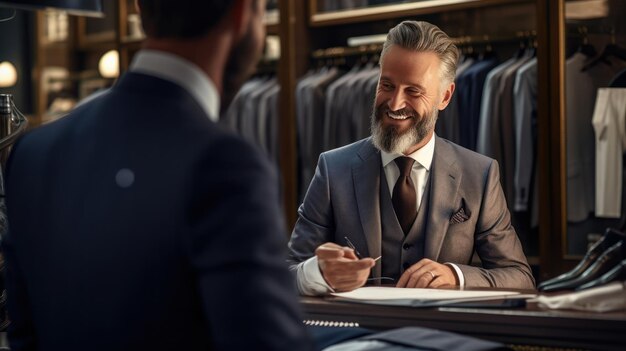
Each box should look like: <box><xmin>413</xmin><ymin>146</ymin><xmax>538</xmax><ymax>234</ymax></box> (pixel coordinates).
<box><xmin>288</xmin><ymin>136</ymin><xmax>535</xmax><ymax>289</ymax></box>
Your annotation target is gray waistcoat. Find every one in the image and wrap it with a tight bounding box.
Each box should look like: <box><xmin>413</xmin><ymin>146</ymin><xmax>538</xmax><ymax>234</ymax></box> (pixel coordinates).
<box><xmin>380</xmin><ymin>167</ymin><xmax>432</xmax><ymax>280</ymax></box>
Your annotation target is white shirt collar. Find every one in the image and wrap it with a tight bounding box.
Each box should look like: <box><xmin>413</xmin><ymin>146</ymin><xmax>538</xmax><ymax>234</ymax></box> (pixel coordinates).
<box><xmin>380</xmin><ymin>133</ymin><xmax>436</xmax><ymax>170</ymax></box>
<box><xmin>129</xmin><ymin>49</ymin><xmax>220</xmax><ymax>122</ymax></box>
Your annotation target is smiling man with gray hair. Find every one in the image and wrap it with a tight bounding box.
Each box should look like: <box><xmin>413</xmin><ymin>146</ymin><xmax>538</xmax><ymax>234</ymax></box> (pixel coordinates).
<box><xmin>287</xmin><ymin>20</ymin><xmax>535</xmax><ymax>295</ymax></box>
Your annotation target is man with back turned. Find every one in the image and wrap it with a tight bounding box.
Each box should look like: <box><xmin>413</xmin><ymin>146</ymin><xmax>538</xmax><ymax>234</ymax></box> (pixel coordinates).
<box><xmin>2</xmin><ymin>1</ymin><xmax>312</xmax><ymax>350</ymax></box>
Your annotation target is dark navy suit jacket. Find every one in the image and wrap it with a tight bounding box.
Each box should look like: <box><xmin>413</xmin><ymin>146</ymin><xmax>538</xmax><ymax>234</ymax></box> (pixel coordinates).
<box><xmin>3</xmin><ymin>72</ymin><xmax>311</xmax><ymax>351</ymax></box>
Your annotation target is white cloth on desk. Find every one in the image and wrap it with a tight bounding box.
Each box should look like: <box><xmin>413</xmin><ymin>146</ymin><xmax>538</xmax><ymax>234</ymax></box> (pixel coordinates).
<box><xmin>592</xmin><ymin>88</ymin><xmax>626</xmax><ymax>218</ymax></box>
<box><xmin>535</xmin><ymin>281</ymin><xmax>626</xmax><ymax>312</ymax></box>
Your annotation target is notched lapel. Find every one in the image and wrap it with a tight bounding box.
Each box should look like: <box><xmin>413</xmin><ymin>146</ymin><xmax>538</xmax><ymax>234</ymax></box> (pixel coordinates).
<box><xmin>353</xmin><ymin>139</ymin><xmax>382</xmax><ymax>277</ymax></box>
<box><xmin>424</xmin><ymin>137</ymin><xmax>462</xmax><ymax>261</ymax></box>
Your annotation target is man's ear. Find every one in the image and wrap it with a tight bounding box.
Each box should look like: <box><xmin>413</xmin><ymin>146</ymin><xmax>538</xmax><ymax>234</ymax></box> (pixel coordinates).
<box><xmin>438</xmin><ymin>82</ymin><xmax>455</xmax><ymax>110</ymax></box>
<box><xmin>229</xmin><ymin>0</ymin><xmax>252</xmax><ymax>40</ymax></box>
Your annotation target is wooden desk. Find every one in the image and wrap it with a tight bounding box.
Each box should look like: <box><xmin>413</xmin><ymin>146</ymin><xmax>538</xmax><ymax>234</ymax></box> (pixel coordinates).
<box><xmin>301</xmin><ymin>296</ymin><xmax>626</xmax><ymax>351</ymax></box>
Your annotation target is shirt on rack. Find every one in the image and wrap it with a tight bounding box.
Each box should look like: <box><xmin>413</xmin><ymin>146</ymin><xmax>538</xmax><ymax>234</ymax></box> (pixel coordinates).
<box><xmin>435</xmin><ymin>57</ymin><xmax>475</xmax><ymax>144</ymax></box>
<box><xmin>513</xmin><ymin>58</ymin><xmax>538</xmax><ymax>212</ymax></box>
<box><xmin>476</xmin><ymin>57</ymin><xmax>517</xmax><ymax>158</ymax></box>
<box><xmin>566</xmin><ymin>53</ymin><xmax>626</xmax><ymax>222</ymax></box>
<box><xmin>297</xmin><ymin>67</ymin><xmax>342</xmax><ymax>202</ymax></box>
<box><xmin>455</xmin><ymin>56</ymin><xmax>500</xmax><ymax>150</ymax></box>
<box><xmin>324</xmin><ymin>66</ymin><xmax>361</xmax><ymax>151</ymax></box>
<box><xmin>592</xmin><ymin>88</ymin><xmax>626</xmax><ymax>218</ymax></box>
<box><xmin>221</xmin><ymin>76</ymin><xmax>281</xmax><ymax>165</ymax></box>
<box><xmin>494</xmin><ymin>54</ymin><xmax>535</xmax><ymax>209</ymax></box>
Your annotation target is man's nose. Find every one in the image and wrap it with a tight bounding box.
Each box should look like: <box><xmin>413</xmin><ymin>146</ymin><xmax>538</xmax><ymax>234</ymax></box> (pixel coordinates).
<box><xmin>387</xmin><ymin>90</ymin><xmax>407</xmax><ymax>112</ymax></box>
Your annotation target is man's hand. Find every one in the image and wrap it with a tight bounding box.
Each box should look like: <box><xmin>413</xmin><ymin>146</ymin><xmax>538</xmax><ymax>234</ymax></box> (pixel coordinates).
<box><xmin>396</xmin><ymin>258</ymin><xmax>459</xmax><ymax>288</ymax></box>
<box><xmin>316</xmin><ymin>242</ymin><xmax>375</xmax><ymax>292</ymax></box>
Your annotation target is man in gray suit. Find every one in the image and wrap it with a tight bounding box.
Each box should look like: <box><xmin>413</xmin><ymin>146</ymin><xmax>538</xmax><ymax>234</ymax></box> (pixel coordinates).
<box><xmin>287</xmin><ymin>21</ymin><xmax>535</xmax><ymax>295</ymax></box>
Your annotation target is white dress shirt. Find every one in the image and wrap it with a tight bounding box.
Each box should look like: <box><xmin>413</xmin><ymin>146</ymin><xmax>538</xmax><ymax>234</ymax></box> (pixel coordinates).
<box><xmin>592</xmin><ymin>88</ymin><xmax>626</xmax><ymax>218</ymax></box>
<box><xmin>297</xmin><ymin>134</ymin><xmax>465</xmax><ymax>296</ymax></box>
<box><xmin>129</xmin><ymin>49</ymin><xmax>220</xmax><ymax>121</ymax></box>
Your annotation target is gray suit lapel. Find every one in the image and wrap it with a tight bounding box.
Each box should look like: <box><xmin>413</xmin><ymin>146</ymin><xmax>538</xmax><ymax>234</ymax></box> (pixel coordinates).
<box><xmin>424</xmin><ymin>137</ymin><xmax>462</xmax><ymax>260</ymax></box>
<box><xmin>352</xmin><ymin>138</ymin><xmax>382</xmax><ymax>277</ymax></box>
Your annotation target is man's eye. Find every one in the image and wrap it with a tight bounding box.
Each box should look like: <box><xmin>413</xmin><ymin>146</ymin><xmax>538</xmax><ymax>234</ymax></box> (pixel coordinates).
<box><xmin>380</xmin><ymin>83</ymin><xmax>393</xmax><ymax>90</ymax></box>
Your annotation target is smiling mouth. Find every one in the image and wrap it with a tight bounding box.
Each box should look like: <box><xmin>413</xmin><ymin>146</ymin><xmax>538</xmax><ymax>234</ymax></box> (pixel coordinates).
<box><xmin>387</xmin><ymin>111</ymin><xmax>414</xmax><ymax>120</ymax></box>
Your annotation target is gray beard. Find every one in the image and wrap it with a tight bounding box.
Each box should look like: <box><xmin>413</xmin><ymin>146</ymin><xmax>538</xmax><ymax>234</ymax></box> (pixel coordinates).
<box><xmin>370</xmin><ymin>104</ymin><xmax>438</xmax><ymax>154</ymax></box>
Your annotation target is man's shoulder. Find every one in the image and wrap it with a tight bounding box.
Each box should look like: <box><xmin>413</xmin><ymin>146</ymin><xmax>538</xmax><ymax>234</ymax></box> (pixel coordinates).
<box><xmin>320</xmin><ymin>138</ymin><xmax>376</xmax><ymax>161</ymax></box>
<box><xmin>436</xmin><ymin>137</ymin><xmax>494</xmax><ymax>168</ymax></box>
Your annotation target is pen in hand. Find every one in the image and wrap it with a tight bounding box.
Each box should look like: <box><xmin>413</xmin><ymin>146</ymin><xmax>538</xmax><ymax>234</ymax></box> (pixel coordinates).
<box><xmin>344</xmin><ymin>236</ymin><xmax>362</xmax><ymax>259</ymax></box>
<box><xmin>344</xmin><ymin>236</ymin><xmax>381</xmax><ymax>262</ymax></box>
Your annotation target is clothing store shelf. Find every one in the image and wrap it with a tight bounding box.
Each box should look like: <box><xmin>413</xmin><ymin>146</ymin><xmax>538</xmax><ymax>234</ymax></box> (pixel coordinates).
<box><xmin>309</xmin><ymin>0</ymin><xmax>532</xmax><ymax>27</ymax></box>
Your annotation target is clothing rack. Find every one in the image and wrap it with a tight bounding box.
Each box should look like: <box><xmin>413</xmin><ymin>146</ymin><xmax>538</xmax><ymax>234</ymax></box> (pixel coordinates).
<box><xmin>312</xmin><ymin>44</ymin><xmax>383</xmax><ymax>59</ymax></box>
<box><xmin>567</xmin><ymin>25</ymin><xmax>625</xmax><ymax>41</ymax></box>
<box><xmin>311</xmin><ymin>32</ymin><xmax>537</xmax><ymax>60</ymax></box>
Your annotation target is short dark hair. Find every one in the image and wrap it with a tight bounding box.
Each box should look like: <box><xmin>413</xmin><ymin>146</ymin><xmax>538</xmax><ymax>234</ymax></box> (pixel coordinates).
<box><xmin>137</xmin><ymin>0</ymin><xmax>236</xmax><ymax>38</ymax></box>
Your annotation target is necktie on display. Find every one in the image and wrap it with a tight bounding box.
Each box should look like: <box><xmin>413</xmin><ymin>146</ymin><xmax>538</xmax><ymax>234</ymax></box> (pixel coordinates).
<box><xmin>393</xmin><ymin>157</ymin><xmax>417</xmax><ymax>234</ymax></box>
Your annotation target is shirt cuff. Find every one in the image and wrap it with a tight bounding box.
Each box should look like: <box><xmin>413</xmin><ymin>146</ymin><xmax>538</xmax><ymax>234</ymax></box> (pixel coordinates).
<box><xmin>445</xmin><ymin>262</ymin><xmax>465</xmax><ymax>287</ymax></box>
<box><xmin>296</xmin><ymin>256</ymin><xmax>334</xmax><ymax>296</ymax></box>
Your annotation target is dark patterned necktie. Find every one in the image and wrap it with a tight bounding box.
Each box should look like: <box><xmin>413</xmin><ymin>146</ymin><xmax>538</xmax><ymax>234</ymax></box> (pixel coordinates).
<box><xmin>393</xmin><ymin>157</ymin><xmax>417</xmax><ymax>234</ymax></box>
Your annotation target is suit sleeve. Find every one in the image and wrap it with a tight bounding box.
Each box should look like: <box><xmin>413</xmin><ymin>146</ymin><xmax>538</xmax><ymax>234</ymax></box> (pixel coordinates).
<box><xmin>287</xmin><ymin>154</ymin><xmax>336</xmax><ymax>294</ymax></box>
<box><xmin>3</xmin><ymin>139</ymin><xmax>37</xmax><ymax>351</ymax></box>
<box><xmin>457</xmin><ymin>160</ymin><xmax>536</xmax><ymax>289</ymax></box>
<box><xmin>186</xmin><ymin>137</ymin><xmax>312</xmax><ymax>351</ymax></box>
<box><xmin>2</xmin><ymin>236</ymin><xmax>36</xmax><ymax>351</ymax></box>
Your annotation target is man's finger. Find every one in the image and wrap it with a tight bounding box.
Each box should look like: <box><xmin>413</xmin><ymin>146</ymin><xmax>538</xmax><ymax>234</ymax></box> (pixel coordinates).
<box><xmin>343</xmin><ymin>258</ymin><xmax>375</xmax><ymax>271</ymax></box>
<box><xmin>316</xmin><ymin>244</ymin><xmax>348</xmax><ymax>260</ymax></box>
<box><xmin>342</xmin><ymin>247</ymin><xmax>359</xmax><ymax>260</ymax></box>
<box><xmin>396</xmin><ymin>270</ymin><xmax>410</xmax><ymax>288</ymax></box>
<box><xmin>427</xmin><ymin>276</ymin><xmax>446</xmax><ymax>288</ymax></box>
<box><xmin>396</xmin><ymin>263</ymin><xmax>423</xmax><ymax>287</ymax></box>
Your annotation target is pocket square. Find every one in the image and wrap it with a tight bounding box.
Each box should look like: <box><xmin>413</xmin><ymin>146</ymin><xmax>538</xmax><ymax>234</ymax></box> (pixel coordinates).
<box><xmin>450</xmin><ymin>199</ymin><xmax>471</xmax><ymax>224</ymax></box>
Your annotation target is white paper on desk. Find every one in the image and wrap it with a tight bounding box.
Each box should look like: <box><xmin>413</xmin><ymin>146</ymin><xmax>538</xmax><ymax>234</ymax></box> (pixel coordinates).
<box><xmin>331</xmin><ymin>287</ymin><xmax>529</xmax><ymax>307</ymax></box>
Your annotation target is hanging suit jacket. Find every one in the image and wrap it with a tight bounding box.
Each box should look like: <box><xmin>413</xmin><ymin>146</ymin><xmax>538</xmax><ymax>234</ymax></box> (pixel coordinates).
<box><xmin>288</xmin><ymin>136</ymin><xmax>534</xmax><ymax>289</ymax></box>
<box><xmin>3</xmin><ymin>72</ymin><xmax>311</xmax><ymax>351</ymax></box>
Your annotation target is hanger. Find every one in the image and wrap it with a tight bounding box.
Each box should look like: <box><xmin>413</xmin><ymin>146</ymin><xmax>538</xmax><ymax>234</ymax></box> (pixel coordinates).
<box><xmin>530</xmin><ymin>33</ymin><xmax>538</xmax><ymax>57</ymax></box>
<box><xmin>514</xmin><ymin>31</ymin><xmax>528</xmax><ymax>59</ymax></box>
<box><xmin>369</xmin><ymin>52</ymin><xmax>380</xmax><ymax>65</ymax></box>
<box><xmin>464</xmin><ymin>44</ymin><xmax>479</xmax><ymax>61</ymax></box>
<box><xmin>480</xmin><ymin>42</ymin><xmax>496</xmax><ymax>60</ymax></box>
<box><xmin>577</xmin><ymin>26</ymin><xmax>598</xmax><ymax>58</ymax></box>
<box><xmin>609</xmin><ymin>68</ymin><xmax>626</xmax><ymax>87</ymax></box>
<box><xmin>582</xmin><ymin>28</ymin><xmax>626</xmax><ymax>72</ymax></box>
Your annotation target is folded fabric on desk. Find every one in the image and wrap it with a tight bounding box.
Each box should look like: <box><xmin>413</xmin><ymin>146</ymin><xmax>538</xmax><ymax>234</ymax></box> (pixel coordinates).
<box><xmin>534</xmin><ymin>281</ymin><xmax>626</xmax><ymax>312</ymax></box>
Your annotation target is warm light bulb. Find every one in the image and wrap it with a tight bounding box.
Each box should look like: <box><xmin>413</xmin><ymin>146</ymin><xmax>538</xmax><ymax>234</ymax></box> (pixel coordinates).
<box><xmin>0</xmin><ymin>61</ymin><xmax>18</xmax><ymax>88</ymax></box>
<box><xmin>98</xmin><ymin>50</ymin><xmax>120</xmax><ymax>78</ymax></box>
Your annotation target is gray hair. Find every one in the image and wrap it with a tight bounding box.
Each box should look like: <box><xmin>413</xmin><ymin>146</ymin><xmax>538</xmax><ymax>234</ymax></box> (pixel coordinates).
<box><xmin>379</xmin><ymin>21</ymin><xmax>459</xmax><ymax>84</ymax></box>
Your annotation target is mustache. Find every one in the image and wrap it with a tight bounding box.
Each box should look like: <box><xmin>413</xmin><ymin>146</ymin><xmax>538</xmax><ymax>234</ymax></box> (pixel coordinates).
<box><xmin>376</xmin><ymin>104</ymin><xmax>418</xmax><ymax>119</ymax></box>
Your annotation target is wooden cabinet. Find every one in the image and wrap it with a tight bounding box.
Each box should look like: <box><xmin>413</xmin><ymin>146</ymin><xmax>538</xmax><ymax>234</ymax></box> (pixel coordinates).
<box><xmin>541</xmin><ymin>0</ymin><xmax>626</xmax><ymax>277</ymax></box>
<box><xmin>31</xmin><ymin>0</ymin><xmax>142</xmax><ymax>126</ymax></box>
